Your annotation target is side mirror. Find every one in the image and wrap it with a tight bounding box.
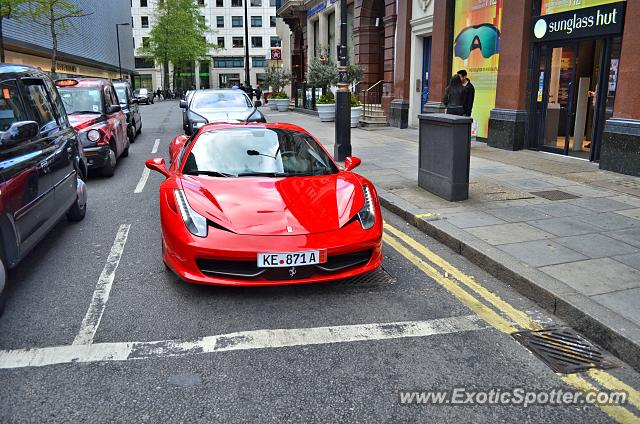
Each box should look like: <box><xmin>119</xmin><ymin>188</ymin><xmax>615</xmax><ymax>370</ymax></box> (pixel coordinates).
<box><xmin>145</xmin><ymin>157</ymin><xmax>170</xmax><ymax>178</ymax></box>
<box><xmin>169</xmin><ymin>134</ymin><xmax>189</xmax><ymax>160</ymax></box>
<box><xmin>344</xmin><ymin>156</ymin><xmax>362</xmax><ymax>172</ymax></box>
<box><xmin>107</xmin><ymin>104</ymin><xmax>122</xmax><ymax>114</ymax></box>
<box><xmin>179</xmin><ymin>100</ymin><xmax>188</xmax><ymax>109</ymax></box>
<box><xmin>1</xmin><ymin>121</ymin><xmax>39</xmax><ymax>146</ymax></box>
<box><xmin>254</xmin><ymin>100</ymin><xmax>262</xmax><ymax>107</ymax></box>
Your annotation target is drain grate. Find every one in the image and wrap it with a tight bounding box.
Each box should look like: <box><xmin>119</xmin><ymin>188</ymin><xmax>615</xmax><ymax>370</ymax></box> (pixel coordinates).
<box><xmin>530</xmin><ymin>190</ymin><xmax>580</xmax><ymax>201</ymax></box>
<box><xmin>331</xmin><ymin>267</ymin><xmax>396</xmax><ymax>287</ymax></box>
<box><xmin>512</xmin><ymin>328</ymin><xmax>618</xmax><ymax>374</ymax></box>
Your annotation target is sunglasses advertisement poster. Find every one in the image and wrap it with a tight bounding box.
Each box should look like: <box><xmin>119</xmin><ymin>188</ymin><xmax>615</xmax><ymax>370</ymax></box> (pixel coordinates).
<box><xmin>541</xmin><ymin>0</ymin><xmax>625</xmax><ymax>15</ymax></box>
<box><xmin>452</xmin><ymin>0</ymin><xmax>503</xmax><ymax>139</ymax></box>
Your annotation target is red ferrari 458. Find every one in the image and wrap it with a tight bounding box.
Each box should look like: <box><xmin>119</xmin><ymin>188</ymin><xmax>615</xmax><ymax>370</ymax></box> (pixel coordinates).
<box><xmin>146</xmin><ymin>122</ymin><xmax>382</xmax><ymax>286</ymax></box>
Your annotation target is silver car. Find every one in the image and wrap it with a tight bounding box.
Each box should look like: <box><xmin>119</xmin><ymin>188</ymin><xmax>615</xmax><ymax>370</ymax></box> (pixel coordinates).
<box><xmin>134</xmin><ymin>88</ymin><xmax>154</xmax><ymax>105</ymax></box>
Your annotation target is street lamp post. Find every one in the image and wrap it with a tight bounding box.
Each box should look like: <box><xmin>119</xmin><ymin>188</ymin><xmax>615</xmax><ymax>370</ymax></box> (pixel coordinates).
<box><xmin>115</xmin><ymin>22</ymin><xmax>130</xmax><ymax>80</ymax></box>
<box><xmin>243</xmin><ymin>0</ymin><xmax>250</xmax><ymax>87</ymax></box>
<box><xmin>334</xmin><ymin>0</ymin><xmax>351</xmax><ymax>161</ymax></box>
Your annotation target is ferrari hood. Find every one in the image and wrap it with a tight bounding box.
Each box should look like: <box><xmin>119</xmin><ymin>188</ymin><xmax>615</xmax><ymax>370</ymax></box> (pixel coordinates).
<box><xmin>180</xmin><ymin>173</ymin><xmax>365</xmax><ymax>235</ymax></box>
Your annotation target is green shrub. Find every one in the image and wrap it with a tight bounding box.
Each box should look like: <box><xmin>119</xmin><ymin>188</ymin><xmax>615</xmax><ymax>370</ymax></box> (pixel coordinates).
<box><xmin>317</xmin><ymin>93</ymin><xmax>335</xmax><ymax>104</ymax></box>
<box><xmin>270</xmin><ymin>91</ymin><xmax>289</xmax><ymax>99</ymax></box>
<box><xmin>350</xmin><ymin>94</ymin><xmax>361</xmax><ymax>107</ymax></box>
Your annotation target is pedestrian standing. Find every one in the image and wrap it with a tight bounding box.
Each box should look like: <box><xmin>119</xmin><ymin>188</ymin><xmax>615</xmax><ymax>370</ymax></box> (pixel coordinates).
<box><xmin>255</xmin><ymin>86</ymin><xmax>262</xmax><ymax>103</ymax></box>
<box><xmin>457</xmin><ymin>70</ymin><xmax>475</xmax><ymax>117</ymax></box>
<box><xmin>443</xmin><ymin>75</ymin><xmax>466</xmax><ymax>116</ymax></box>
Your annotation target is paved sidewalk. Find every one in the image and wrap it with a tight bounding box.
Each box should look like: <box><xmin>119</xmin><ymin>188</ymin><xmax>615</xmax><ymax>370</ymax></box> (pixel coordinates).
<box><xmin>265</xmin><ymin>109</ymin><xmax>640</xmax><ymax>369</ymax></box>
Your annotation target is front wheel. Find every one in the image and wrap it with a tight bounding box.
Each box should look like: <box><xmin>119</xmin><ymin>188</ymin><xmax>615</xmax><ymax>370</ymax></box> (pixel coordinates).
<box><xmin>67</xmin><ymin>175</ymin><xmax>87</xmax><ymax>222</ymax></box>
<box><xmin>101</xmin><ymin>146</ymin><xmax>116</xmax><ymax>177</ymax></box>
<box><xmin>128</xmin><ymin>125</ymin><xmax>136</xmax><ymax>144</ymax></box>
<box><xmin>0</xmin><ymin>256</ymin><xmax>7</xmax><ymax>316</ymax></box>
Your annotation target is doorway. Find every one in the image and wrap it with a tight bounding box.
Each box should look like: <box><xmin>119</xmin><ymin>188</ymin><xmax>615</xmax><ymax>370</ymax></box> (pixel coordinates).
<box><xmin>530</xmin><ymin>37</ymin><xmax>621</xmax><ymax>160</ymax></box>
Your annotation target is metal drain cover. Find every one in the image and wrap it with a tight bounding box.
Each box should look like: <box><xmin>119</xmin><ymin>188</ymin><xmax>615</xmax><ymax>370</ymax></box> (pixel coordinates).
<box><xmin>531</xmin><ymin>190</ymin><xmax>580</xmax><ymax>201</ymax></box>
<box><xmin>332</xmin><ymin>268</ymin><xmax>396</xmax><ymax>286</ymax></box>
<box><xmin>512</xmin><ymin>328</ymin><xmax>618</xmax><ymax>374</ymax></box>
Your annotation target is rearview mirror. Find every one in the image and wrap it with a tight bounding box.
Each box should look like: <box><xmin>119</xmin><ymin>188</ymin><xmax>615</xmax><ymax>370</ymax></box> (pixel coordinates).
<box><xmin>1</xmin><ymin>121</ymin><xmax>39</xmax><ymax>146</ymax></box>
<box><xmin>179</xmin><ymin>100</ymin><xmax>188</xmax><ymax>109</ymax></box>
<box><xmin>107</xmin><ymin>104</ymin><xmax>121</xmax><ymax>114</ymax></box>
<box><xmin>145</xmin><ymin>157</ymin><xmax>170</xmax><ymax>178</ymax></box>
<box><xmin>344</xmin><ymin>156</ymin><xmax>362</xmax><ymax>172</ymax></box>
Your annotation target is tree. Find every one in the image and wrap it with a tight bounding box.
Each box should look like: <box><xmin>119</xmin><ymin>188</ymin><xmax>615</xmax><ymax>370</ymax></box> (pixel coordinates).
<box><xmin>264</xmin><ymin>66</ymin><xmax>291</xmax><ymax>94</ymax></box>
<box><xmin>138</xmin><ymin>0</ymin><xmax>212</xmax><ymax>91</ymax></box>
<box><xmin>0</xmin><ymin>0</ymin><xmax>29</xmax><ymax>62</ymax></box>
<box><xmin>29</xmin><ymin>0</ymin><xmax>91</xmax><ymax>75</ymax></box>
<box><xmin>307</xmin><ymin>57</ymin><xmax>338</xmax><ymax>92</ymax></box>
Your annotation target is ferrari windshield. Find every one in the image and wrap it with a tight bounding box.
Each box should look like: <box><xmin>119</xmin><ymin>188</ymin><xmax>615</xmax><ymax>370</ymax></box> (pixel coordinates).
<box><xmin>182</xmin><ymin>128</ymin><xmax>338</xmax><ymax>177</ymax></box>
<box><xmin>59</xmin><ymin>88</ymin><xmax>103</xmax><ymax>114</ymax></box>
<box><xmin>191</xmin><ymin>91</ymin><xmax>251</xmax><ymax>111</ymax></box>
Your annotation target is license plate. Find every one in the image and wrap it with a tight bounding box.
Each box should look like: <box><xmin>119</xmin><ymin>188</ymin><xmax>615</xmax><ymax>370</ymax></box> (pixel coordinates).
<box><xmin>257</xmin><ymin>250</ymin><xmax>326</xmax><ymax>268</ymax></box>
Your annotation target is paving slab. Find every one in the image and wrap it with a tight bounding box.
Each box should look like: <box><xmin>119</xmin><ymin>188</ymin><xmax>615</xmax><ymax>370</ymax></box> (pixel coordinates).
<box><xmin>530</xmin><ymin>202</ymin><xmax>593</xmax><ymax>218</ymax></box>
<box><xmin>592</xmin><ymin>288</ymin><xmax>640</xmax><ymax>326</ymax></box>
<box><xmin>606</xmin><ymin>228</ymin><xmax>640</xmax><ymax>248</ymax></box>
<box><xmin>615</xmin><ymin>208</ymin><xmax>640</xmax><ymax>220</ymax></box>
<box><xmin>576</xmin><ymin>213</ymin><xmax>640</xmax><ymax>231</ymax></box>
<box><xmin>528</xmin><ymin>216</ymin><xmax>601</xmax><ymax>237</ymax></box>
<box><xmin>497</xmin><ymin>240</ymin><xmax>588</xmax><ymax>267</ymax></box>
<box><xmin>554</xmin><ymin>233</ymin><xmax>638</xmax><ymax>258</ymax></box>
<box><xmin>613</xmin><ymin>253</ymin><xmax>640</xmax><ymax>271</ymax></box>
<box><xmin>467</xmin><ymin>223</ymin><xmax>555</xmax><ymax>246</ymax></box>
<box><xmin>442</xmin><ymin>212</ymin><xmax>507</xmax><ymax>229</ymax></box>
<box><xmin>485</xmin><ymin>205</ymin><xmax>552</xmax><ymax>222</ymax></box>
<box><xmin>540</xmin><ymin>258</ymin><xmax>640</xmax><ymax>296</ymax></box>
<box><xmin>568</xmin><ymin>197</ymin><xmax>635</xmax><ymax>212</ymax></box>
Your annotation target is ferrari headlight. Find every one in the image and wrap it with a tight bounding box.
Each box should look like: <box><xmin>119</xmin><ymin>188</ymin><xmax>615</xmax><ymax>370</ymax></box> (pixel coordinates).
<box><xmin>357</xmin><ymin>185</ymin><xmax>376</xmax><ymax>230</ymax></box>
<box><xmin>87</xmin><ymin>129</ymin><xmax>100</xmax><ymax>142</ymax></box>
<box><xmin>174</xmin><ymin>189</ymin><xmax>208</xmax><ymax>238</ymax></box>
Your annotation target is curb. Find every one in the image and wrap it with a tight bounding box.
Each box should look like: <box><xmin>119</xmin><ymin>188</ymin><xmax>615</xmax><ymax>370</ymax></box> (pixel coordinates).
<box><xmin>378</xmin><ymin>188</ymin><xmax>640</xmax><ymax>373</ymax></box>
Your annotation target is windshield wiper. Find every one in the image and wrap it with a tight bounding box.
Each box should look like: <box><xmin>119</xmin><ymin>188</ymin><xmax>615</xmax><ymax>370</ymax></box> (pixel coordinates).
<box><xmin>68</xmin><ymin>110</ymin><xmax>101</xmax><ymax>115</ymax></box>
<box><xmin>236</xmin><ymin>172</ymin><xmax>289</xmax><ymax>177</ymax></box>
<box><xmin>184</xmin><ymin>170</ymin><xmax>236</xmax><ymax>177</ymax></box>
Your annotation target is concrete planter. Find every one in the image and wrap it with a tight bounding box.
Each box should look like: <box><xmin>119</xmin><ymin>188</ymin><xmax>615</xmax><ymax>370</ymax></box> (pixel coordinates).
<box><xmin>269</xmin><ymin>100</ymin><xmax>278</xmax><ymax>111</ymax></box>
<box><xmin>275</xmin><ymin>98</ymin><xmax>289</xmax><ymax>112</ymax></box>
<box><xmin>350</xmin><ymin>106</ymin><xmax>363</xmax><ymax>128</ymax></box>
<box><xmin>316</xmin><ymin>103</ymin><xmax>336</xmax><ymax>122</ymax></box>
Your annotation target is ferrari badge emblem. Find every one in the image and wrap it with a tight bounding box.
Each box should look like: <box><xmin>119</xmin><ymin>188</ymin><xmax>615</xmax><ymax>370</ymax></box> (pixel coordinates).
<box><xmin>289</xmin><ymin>267</ymin><xmax>297</xmax><ymax>277</ymax></box>
<box><xmin>287</xmin><ymin>226</ymin><xmax>293</xmax><ymax>233</ymax></box>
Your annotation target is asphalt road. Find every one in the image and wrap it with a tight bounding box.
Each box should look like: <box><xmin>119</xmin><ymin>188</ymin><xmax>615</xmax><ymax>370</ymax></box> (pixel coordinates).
<box><xmin>1</xmin><ymin>100</ymin><xmax>639</xmax><ymax>423</ymax></box>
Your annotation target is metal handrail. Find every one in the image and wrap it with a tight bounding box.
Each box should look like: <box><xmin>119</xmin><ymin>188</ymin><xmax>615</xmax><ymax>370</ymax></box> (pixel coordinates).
<box><xmin>362</xmin><ymin>80</ymin><xmax>389</xmax><ymax>118</ymax></box>
<box><xmin>366</xmin><ymin>80</ymin><xmax>387</xmax><ymax>93</ymax></box>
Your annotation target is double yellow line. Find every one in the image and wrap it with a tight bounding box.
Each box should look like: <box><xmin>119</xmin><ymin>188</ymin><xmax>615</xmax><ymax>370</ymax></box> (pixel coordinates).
<box><xmin>383</xmin><ymin>222</ymin><xmax>640</xmax><ymax>423</ymax></box>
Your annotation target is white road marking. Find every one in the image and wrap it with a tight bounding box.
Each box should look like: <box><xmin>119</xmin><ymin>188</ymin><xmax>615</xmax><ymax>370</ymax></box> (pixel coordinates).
<box><xmin>134</xmin><ymin>167</ymin><xmax>150</xmax><ymax>194</ymax></box>
<box><xmin>72</xmin><ymin>224</ymin><xmax>131</xmax><ymax>346</ymax></box>
<box><xmin>151</xmin><ymin>138</ymin><xmax>160</xmax><ymax>154</ymax></box>
<box><xmin>1</xmin><ymin>315</ymin><xmax>486</xmax><ymax>370</ymax></box>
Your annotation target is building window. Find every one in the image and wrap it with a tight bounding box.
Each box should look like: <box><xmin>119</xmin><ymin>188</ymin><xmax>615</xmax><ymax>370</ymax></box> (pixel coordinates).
<box><xmin>135</xmin><ymin>57</ymin><xmax>155</xmax><ymax>69</ymax></box>
<box><xmin>216</xmin><ymin>0</ymin><xmax>223</xmax><ymax>5</ymax></box>
<box><xmin>251</xmin><ymin>36</ymin><xmax>262</xmax><ymax>48</ymax></box>
<box><xmin>250</xmin><ymin>0</ymin><xmax>261</xmax><ymax>6</ymax></box>
<box><xmin>140</xmin><ymin>0</ymin><xmax>147</xmax><ymax>6</ymax></box>
<box><xmin>232</xmin><ymin>36</ymin><xmax>244</xmax><ymax>48</ymax></box>
<box><xmin>141</xmin><ymin>16</ymin><xmax>149</xmax><ymax>28</ymax></box>
<box><xmin>132</xmin><ymin>37</ymin><xmax>135</xmax><ymax>48</ymax></box>
<box><xmin>232</xmin><ymin>16</ymin><xmax>243</xmax><ymax>27</ymax></box>
<box><xmin>216</xmin><ymin>16</ymin><xmax>224</xmax><ymax>27</ymax></box>
<box><xmin>250</xmin><ymin>16</ymin><xmax>262</xmax><ymax>27</ymax></box>
<box><xmin>142</xmin><ymin>37</ymin><xmax>150</xmax><ymax>48</ymax></box>
<box><xmin>270</xmin><ymin>16</ymin><xmax>276</xmax><ymax>27</ymax></box>
<box><xmin>270</xmin><ymin>36</ymin><xmax>281</xmax><ymax>47</ymax></box>
<box><xmin>198</xmin><ymin>0</ymin><xmax>205</xmax><ymax>5</ymax></box>
<box><xmin>213</xmin><ymin>57</ymin><xmax>245</xmax><ymax>68</ymax></box>
<box><xmin>231</xmin><ymin>0</ymin><xmax>242</xmax><ymax>6</ymax></box>
<box><xmin>131</xmin><ymin>16</ymin><xmax>133</xmax><ymax>27</ymax></box>
<box><xmin>217</xmin><ymin>37</ymin><xmax>225</xmax><ymax>48</ymax></box>
<box><xmin>252</xmin><ymin>57</ymin><xmax>266</xmax><ymax>67</ymax></box>
<box><xmin>269</xmin><ymin>0</ymin><xmax>277</xmax><ymax>6</ymax></box>
<box><xmin>198</xmin><ymin>15</ymin><xmax>205</xmax><ymax>25</ymax></box>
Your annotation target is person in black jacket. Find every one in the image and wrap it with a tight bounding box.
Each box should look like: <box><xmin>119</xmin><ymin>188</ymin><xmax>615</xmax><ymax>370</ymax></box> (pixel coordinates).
<box><xmin>443</xmin><ymin>74</ymin><xmax>466</xmax><ymax>116</ymax></box>
<box><xmin>457</xmin><ymin>69</ymin><xmax>475</xmax><ymax>117</ymax></box>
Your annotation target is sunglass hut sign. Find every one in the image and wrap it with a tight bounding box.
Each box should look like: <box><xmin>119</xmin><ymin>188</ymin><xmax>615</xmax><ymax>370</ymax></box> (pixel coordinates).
<box><xmin>533</xmin><ymin>2</ymin><xmax>625</xmax><ymax>42</ymax></box>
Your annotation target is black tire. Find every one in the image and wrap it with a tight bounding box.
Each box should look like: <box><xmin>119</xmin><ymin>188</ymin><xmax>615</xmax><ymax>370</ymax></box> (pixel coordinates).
<box><xmin>122</xmin><ymin>139</ymin><xmax>130</xmax><ymax>158</ymax></box>
<box><xmin>67</xmin><ymin>176</ymin><xmax>87</xmax><ymax>222</ymax></box>
<box><xmin>101</xmin><ymin>145</ymin><xmax>116</xmax><ymax>178</ymax></box>
<box><xmin>0</xmin><ymin>256</ymin><xmax>7</xmax><ymax>317</ymax></box>
<box><xmin>128</xmin><ymin>125</ymin><xmax>136</xmax><ymax>144</ymax></box>
<box><xmin>137</xmin><ymin>124</ymin><xmax>142</xmax><ymax>135</ymax></box>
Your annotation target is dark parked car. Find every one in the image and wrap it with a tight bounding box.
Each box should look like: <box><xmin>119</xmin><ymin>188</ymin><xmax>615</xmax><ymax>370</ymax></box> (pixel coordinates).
<box><xmin>180</xmin><ymin>89</ymin><xmax>265</xmax><ymax>135</ymax></box>
<box><xmin>114</xmin><ymin>81</ymin><xmax>142</xmax><ymax>144</ymax></box>
<box><xmin>56</xmin><ymin>78</ymin><xmax>129</xmax><ymax>177</ymax></box>
<box><xmin>0</xmin><ymin>64</ymin><xmax>88</xmax><ymax>314</ymax></box>
<box><xmin>181</xmin><ymin>90</ymin><xmax>195</xmax><ymax>131</ymax></box>
<box><xmin>134</xmin><ymin>88</ymin><xmax>153</xmax><ymax>105</ymax></box>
